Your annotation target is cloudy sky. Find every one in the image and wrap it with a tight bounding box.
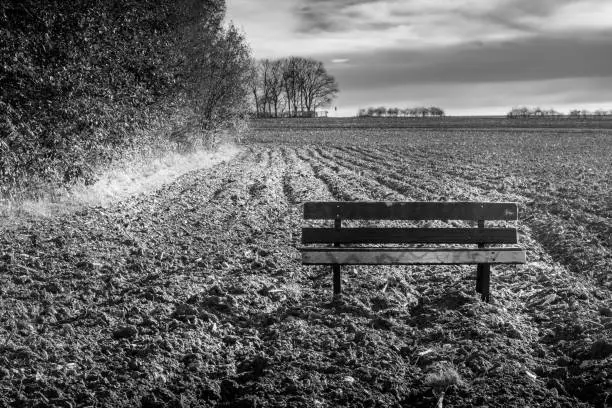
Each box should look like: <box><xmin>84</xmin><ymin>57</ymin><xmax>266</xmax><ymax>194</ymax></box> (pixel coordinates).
<box><xmin>226</xmin><ymin>0</ymin><xmax>612</xmax><ymax>116</ymax></box>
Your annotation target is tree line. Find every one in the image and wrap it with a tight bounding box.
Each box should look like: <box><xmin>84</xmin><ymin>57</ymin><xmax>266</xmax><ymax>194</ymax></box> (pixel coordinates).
<box><xmin>358</xmin><ymin>106</ymin><xmax>445</xmax><ymax>117</ymax></box>
<box><xmin>250</xmin><ymin>57</ymin><xmax>339</xmax><ymax>118</ymax></box>
<box><xmin>507</xmin><ymin>107</ymin><xmax>612</xmax><ymax>118</ymax></box>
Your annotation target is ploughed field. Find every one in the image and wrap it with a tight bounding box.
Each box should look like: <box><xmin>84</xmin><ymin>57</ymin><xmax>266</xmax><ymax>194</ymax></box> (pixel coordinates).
<box><xmin>1</xmin><ymin>117</ymin><xmax>611</xmax><ymax>407</ymax></box>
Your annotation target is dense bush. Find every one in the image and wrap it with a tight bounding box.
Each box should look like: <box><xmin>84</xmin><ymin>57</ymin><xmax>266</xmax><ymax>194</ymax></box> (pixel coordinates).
<box><xmin>0</xmin><ymin>0</ymin><xmax>252</xmax><ymax>199</ymax></box>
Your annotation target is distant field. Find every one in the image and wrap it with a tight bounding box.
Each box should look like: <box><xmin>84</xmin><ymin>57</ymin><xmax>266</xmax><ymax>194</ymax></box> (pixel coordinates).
<box><xmin>250</xmin><ymin>117</ymin><xmax>612</xmax><ymax>149</ymax></box>
<box><xmin>252</xmin><ymin>116</ymin><xmax>612</xmax><ymax>130</ymax></box>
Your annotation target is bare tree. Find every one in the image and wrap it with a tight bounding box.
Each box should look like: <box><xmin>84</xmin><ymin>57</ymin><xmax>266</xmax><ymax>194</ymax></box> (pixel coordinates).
<box><xmin>299</xmin><ymin>58</ymin><xmax>339</xmax><ymax>114</ymax></box>
<box><xmin>251</xmin><ymin>56</ymin><xmax>339</xmax><ymax>118</ymax></box>
<box><xmin>266</xmin><ymin>59</ymin><xmax>285</xmax><ymax>117</ymax></box>
<box><xmin>249</xmin><ymin>59</ymin><xmax>263</xmax><ymax>117</ymax></box>
<box><xmin>260</xmin><ymin>59</ymin><xmax>273</xmax><ymax>117</ymax></box>
<box><xmin>282</xmin><ymin>57</ymin><xmax>306</xmax><ymax>116</ymax></box>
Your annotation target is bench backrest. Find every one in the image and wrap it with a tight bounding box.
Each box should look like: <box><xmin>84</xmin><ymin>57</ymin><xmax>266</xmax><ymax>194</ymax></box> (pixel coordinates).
<box><xmin>302</xmin><ymin>201</ymin><xmax>518</xmax><ymax>245</ymax></box>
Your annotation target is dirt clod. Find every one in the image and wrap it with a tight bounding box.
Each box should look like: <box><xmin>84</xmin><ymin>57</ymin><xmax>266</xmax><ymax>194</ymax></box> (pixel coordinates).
<box><xmin>113</xmin><ymin>325</ymin><xmax>138</xmax><ymax>339</ymax></box>
<box><xmin>590</xmin><ymin>339</ymin><xmax>612</xmax><ymax>359</ymax></box>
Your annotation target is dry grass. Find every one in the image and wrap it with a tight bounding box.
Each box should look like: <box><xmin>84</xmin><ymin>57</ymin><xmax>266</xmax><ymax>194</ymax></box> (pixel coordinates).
<box><xmin>0</xmin><ymin>143</ymin><xmax>240</xmax><ymax>219</ymax></box>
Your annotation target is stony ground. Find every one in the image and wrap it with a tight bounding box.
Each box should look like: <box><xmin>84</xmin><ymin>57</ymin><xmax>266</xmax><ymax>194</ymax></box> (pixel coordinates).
<box><xmin>0</xmin><ymin>120</ymin><xmax>611</xmax><ymax>407</ymax></box>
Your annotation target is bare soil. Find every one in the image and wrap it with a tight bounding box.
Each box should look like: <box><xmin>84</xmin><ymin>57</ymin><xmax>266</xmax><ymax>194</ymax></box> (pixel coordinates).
<box><xmin>1</xmin><ymin>119</ymin><xmax>611</xmax><ymax>407</ymax></box>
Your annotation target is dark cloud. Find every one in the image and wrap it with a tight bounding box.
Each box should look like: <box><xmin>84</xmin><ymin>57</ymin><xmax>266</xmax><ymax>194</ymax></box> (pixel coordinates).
<box><xmin>294</xmin><ymin>0</ymin><xmax>589</xmax><ymax>34</ymax></box>
<box><xmin>321</xmin><ymin>31</ymin><xmax>612</xmax><ymax>89</ymax></box>
<box><xmin>474</xmin><ymin>0</ymin><xmax>582</xmax><ymax>33</ymax></box>
<box><xmin>451</xmin><ymin>9</ymin><xmax>535</xmax><ymax>34</ymax></box>
<box><xmin>294</xmin><ymin>0</ymin><xmax>375</xmax><ymax>33</ymax></box>
<box><xmin>495</xmin><ymin>0</ymin><xmax>579</xmax><ymax>18</ymax></box>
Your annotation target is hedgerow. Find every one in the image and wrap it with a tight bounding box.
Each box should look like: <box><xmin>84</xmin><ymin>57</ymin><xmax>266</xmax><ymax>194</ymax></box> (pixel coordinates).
<box><xmin>0</xmin><ymin>0</ymin><xmax>251</xmax><ymax>199</ymax></box>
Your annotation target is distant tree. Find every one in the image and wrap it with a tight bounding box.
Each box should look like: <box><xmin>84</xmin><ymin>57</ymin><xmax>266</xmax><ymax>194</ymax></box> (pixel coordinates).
<box><xmin>414</xmin><ymin>106</ymin><xmax>429</xmax><ymax>117</ymax></box>
<box><xmin>543</xmin><ymin>109</ymin><xmax>561</xmax><ymax>117</ymax></box>
<box><xmin>507</xmin><ymin>108</ymin><xmax>518</xmax><ymax>118</ymax></box>
<box><xmin>594</xmin><ymin>109</ymin><xmax>607</xmax><ymax>117</ymax></box>
<box><xmin>429</xmin><ymin>106</ymin><xmax>445</xmax><ymax>117</ymax></box>
<box><xmin>358</xmin><ymin>105</ymin><xmax>446</xmax><ymax>118</ymax></box>
<box><xmin>374</xmin><ymin>106</ymin><xmax>387</xmax><ymax>117</ymax></box>
<box><xmin>507</xmin><ymin>106</ymin><xmax>531</xmax><ymax>118</ymax></box>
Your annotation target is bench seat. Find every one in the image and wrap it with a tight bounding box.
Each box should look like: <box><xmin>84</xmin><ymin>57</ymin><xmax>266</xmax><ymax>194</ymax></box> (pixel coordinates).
<box><xmin>302</xmin><ymin>247</ymin><xmax>526</xmax><ymax>265</ymax></box>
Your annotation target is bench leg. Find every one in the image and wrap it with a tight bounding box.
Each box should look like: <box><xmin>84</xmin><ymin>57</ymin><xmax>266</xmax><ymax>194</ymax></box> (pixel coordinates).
<box><xmin>333</xmin><ymin>264</ymin><xmax>341</xmax><ymax>295</ymax></box>
<box><xmin>476</xmin><ymin>264</ymin><xmax>482</xmax><ymax>293</ymax></box>
<box><xmin>476</xmin><ymin>264</ymin><xmax>491</xmax><ymax>302</ymax></box>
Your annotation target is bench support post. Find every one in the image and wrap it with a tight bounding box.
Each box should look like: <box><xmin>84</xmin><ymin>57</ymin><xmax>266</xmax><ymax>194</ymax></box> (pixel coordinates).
<box><xmin>333</xmin><ymin>264</ymin><xmax>341</xmax><ymax>295</ymax></box>
<box><xmin>333</xmin><ymin>207</ymin><xmax>342</xmax><ymax>296</ymax></box>
<box><xmin>476</xmin><ymin>264</ymin><xmax>491</xmax><ymax>302</ymax></box>
<box><xmin>476</xmin><ymin>220</ymin><xmax>491</xmax><ymax>302</ymax></box>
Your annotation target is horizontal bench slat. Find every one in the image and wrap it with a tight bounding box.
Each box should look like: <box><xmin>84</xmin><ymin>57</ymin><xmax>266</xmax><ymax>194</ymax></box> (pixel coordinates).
<box><xmin>301</xmin><ymin>248</ymin><xmax>526</xmax><ymax>265</ymax></box>
<box><xmin>304</xmin><ymin>201</ymin><xmax>518</xmax><ymax>221</ymax></box>
<box><xmin>302</xmin><ymin>227</ymin><xmax>517</xmax><ymax>244</ymax></box>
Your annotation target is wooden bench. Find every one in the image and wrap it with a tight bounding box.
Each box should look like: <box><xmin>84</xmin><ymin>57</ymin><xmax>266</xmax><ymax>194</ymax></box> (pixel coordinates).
<box><xmin>300</xmin><ymin>201</ymin><xmax>526</xmax><ymax>302</ymax></box>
